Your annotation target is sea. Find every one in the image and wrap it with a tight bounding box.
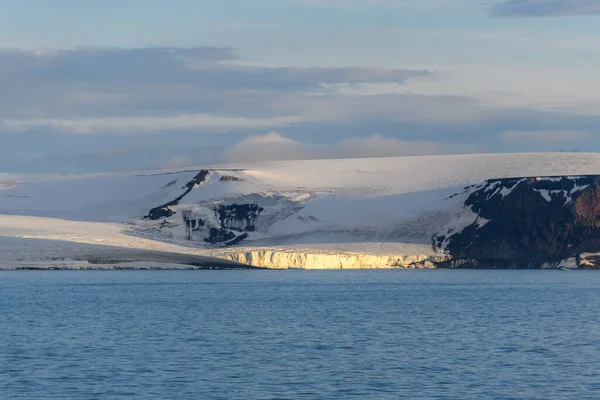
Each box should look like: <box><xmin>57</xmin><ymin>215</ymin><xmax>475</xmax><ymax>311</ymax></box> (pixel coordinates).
<box><xmin>1</xmin><ymin>269</ymin><xmax>600</xmax><ymax>399</ymax></box>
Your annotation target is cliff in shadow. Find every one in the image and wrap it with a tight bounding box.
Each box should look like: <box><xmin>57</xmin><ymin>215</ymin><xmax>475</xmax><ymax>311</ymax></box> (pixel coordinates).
<box><xmin>436</xmin><ymin>175</ymin><xmax>600</xmax><ymax>268</ymax></box>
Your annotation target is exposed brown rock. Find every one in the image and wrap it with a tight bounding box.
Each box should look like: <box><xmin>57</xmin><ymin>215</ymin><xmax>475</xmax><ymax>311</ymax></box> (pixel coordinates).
<box><xmin>573</xmin><ymin>178</ymin><xmax>600</xmax><ymax>224</ymax></box>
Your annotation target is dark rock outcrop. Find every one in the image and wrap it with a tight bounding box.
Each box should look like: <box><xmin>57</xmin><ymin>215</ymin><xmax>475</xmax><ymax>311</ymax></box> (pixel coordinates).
<box><xmin>217</xmin><ymin>204</ymin><xmax>263</xmax><ymax>232</ymax></box>
<box><xmin>147</xmin><ymin>206</ymin><xmax>177</xmax><ymax>220</ymax></box>
<box><xmin>224</xmin><ymin>233</ymin><xmax>249</xmax><ymax>247</ymax></box>
<box><xmin>146</xmin><ymin>170</ymin><xmax>210</xmax><ymax>220</ymax></box>
<box><xmin>204</xmin><ymin>227</ymin><xmax>236</xmax><ymax>244</ymax></box>
<box><xmin>438</xmin><ymin>175</ymin><xmax>600</xmax><ymax>268</ymax></box>
<box><xmin>182</xmin><ymin>203</ymin><xmax>264</xmax><ymax>245</ymax></box>
<box><xmin>183</xmin><ymin>217</ymin><xmax>205</xmax><ymax>240</ymax></box>
<box><xmin>219</xmin><ymin>175</ymin><xmax>242</xmax><ymax>182</ymax></box>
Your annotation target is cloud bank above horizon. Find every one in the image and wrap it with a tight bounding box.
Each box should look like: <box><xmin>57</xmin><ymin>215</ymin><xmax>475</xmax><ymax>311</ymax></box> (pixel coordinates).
<box><xmin>0</xmin><ymin>0</ymin><xmax>599</xmax><ymax>172</ymax></box>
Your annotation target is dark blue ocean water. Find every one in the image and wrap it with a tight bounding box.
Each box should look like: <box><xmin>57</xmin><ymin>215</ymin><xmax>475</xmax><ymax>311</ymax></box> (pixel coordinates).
<box><xmin>2</xmin><ymin>270</ymin><xmax>600</xmax><ymax>399</ymax></box>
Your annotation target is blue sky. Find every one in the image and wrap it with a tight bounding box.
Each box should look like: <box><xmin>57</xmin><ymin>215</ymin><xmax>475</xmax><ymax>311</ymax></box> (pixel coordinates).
<box><xmin>1</xmin><ymin>0</ymin><xmax>600</xmax><ymax>172</ymax></box>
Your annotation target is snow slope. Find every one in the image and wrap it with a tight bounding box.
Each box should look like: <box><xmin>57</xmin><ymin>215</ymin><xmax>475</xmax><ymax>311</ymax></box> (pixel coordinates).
<box><xmin>2</xmin><ymin>153</ymin><xmax>600</xmax><ymax>269</ymax></box>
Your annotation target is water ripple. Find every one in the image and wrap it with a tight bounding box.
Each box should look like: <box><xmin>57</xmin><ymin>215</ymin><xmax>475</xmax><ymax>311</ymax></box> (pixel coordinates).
<box><xmin>2</xmin><ymin>269</ymin><xmax>600</xmax><ymax>399</ymax></box>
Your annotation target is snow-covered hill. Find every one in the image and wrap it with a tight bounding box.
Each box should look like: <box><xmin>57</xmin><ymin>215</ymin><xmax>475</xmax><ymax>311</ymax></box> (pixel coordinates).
<box><xmin>3</xmin><ymin>153</ymin><xmax>600</xmax><ymax>269</ymax></box>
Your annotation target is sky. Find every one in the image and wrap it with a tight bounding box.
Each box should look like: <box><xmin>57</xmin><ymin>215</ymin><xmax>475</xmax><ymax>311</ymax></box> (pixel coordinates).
<box><xmin>1</xmin><ymin>0</ymin><xmax>600</xmax><ymax>172</ymax></box>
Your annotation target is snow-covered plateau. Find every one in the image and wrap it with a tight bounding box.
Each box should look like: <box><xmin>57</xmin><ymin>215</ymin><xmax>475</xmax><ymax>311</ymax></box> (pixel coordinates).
<box><xmin>4</xmin><ymin>153</ymin><xmax>600</xmax><ymax>269</ymax></box>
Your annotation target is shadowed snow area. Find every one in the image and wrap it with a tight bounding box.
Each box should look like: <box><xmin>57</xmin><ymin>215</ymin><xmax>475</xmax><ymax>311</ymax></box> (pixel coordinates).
<box><xmin>2</xmin><ymin>153</ymin><xmax>600</xmax><ymax>269</ymax></box>
<box><xmin>0</xmin><ymin>236</ymin><xmax>246</xmax><ymax>270</ymax></box>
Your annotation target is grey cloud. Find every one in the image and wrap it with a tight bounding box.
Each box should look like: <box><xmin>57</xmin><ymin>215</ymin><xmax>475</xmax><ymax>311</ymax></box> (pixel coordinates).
<box><xmin>3</xmin><ymin>46</ymin><xmax>600</xmax><ymax>172</ymax></box>
<box><xmin>0</xmin><ymin>129</ymin><xmax>232</xmax><ymax>173</ymax></box>
<box><xmin>499</xmin><ymin>130</ymin><xmax>592</xmax><ymax>142</ymax></box>
<box><xmin>0</xmin><ymin>46</ymin><xmax>426</xmax><ymax>88</ymax></box>
<box><xmin>0</xmin><ymin>46</ymin><xmax>429</xmax><ymax>121</ymax></box>
<box><xmin>0</xmin><ymin>47</ymin><xmax>237</xmax><ymax>84</ymax></box>
<box><xmin>490</xmin><ymin>0</ymin><xmax>600</xmax><ymax>17</ymax></box>
<box><xmin>4</xmin><ymin>46</ymin><xmax>592</xmax><ymax>135</ymax></box>
<box><xmin>3</xmin><ymin>111</ymin><xmax>600</xmax><ymax>173</ymax></box>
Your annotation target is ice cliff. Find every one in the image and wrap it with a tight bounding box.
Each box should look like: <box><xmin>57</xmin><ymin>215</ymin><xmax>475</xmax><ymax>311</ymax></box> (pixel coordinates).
<box><xmin>221</xmin><ymin>250</ymin><xmax>448</xmax><ymax>269</ymax></box>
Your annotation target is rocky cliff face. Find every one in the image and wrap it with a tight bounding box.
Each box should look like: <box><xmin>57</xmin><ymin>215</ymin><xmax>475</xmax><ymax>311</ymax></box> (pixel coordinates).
<box><xmin>217</xmin><ymin>204</ymin><xmax>263</xmax><ymax>232</ymax></box>
<box><xmin>437</xmin><ymin>175</ymin><xmax>600</xmax><ymax>268</ymax></box>
<box><xmin>183</xmin><ymin>203</ymin><xmax>263</xmax><ymax>245</ymax></box>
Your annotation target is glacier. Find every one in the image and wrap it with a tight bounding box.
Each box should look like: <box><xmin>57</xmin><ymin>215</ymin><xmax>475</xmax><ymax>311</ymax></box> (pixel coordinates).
<box><xmin>3</xmin><ymin>153</ymin><xmax>600</xmax><ymax>269</ymax></box>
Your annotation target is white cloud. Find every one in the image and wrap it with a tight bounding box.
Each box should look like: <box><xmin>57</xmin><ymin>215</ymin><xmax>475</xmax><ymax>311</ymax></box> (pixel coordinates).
<box><xmin>223</xmin><ymin>132</ymin><xmax>483</xmax><ymax>162</ymax></box>
<box><xmin>223</xmin><ymin>132</ymin><xmax>320</xmax><ymax>162</ymax></box>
